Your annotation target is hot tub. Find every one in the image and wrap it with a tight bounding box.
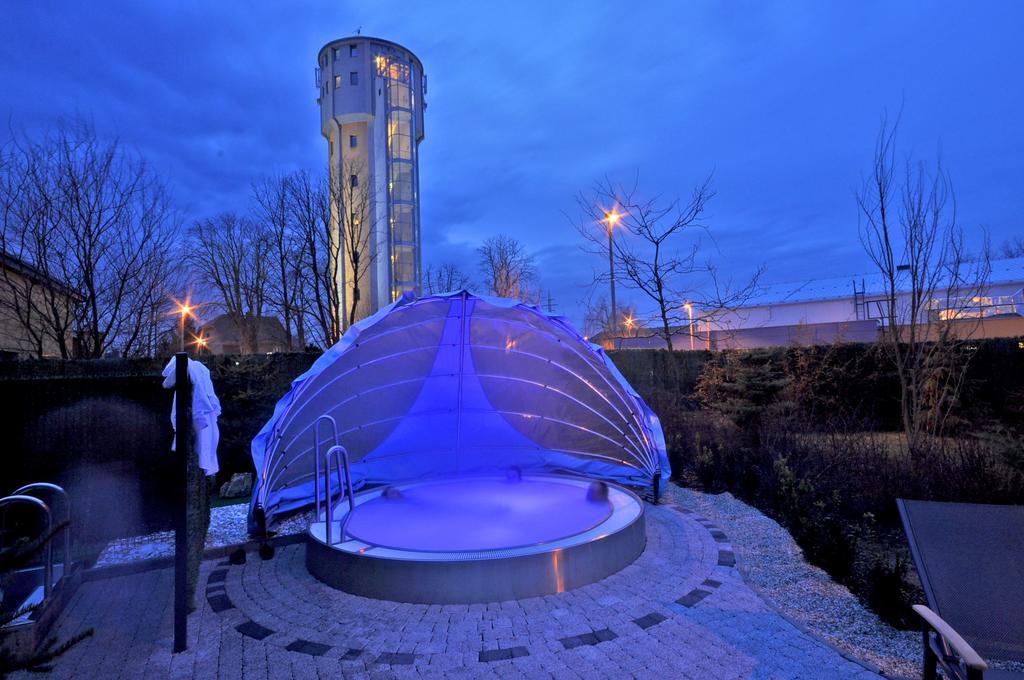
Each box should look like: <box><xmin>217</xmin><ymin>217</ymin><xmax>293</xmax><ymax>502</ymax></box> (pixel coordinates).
<box><xmin>306</xmin><ymin>474</ymin><xmax>645</xmax><ymax>603</ymax></box>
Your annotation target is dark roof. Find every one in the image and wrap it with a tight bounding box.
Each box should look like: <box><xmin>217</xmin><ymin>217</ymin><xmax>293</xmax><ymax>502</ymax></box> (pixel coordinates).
<box><xmin>0</xmin><ymin>251</ymin><xmax>80</xmax><ymax>299</ymax></box>
<box><xmin>317</xmin><ymin>35</ymin><xmax>424</xmax><ymax>70</ymax></box>
<box><xmin>198</xmin><ymin>313</ymin><xmax>288</xmax><ymax>344</ymax></box>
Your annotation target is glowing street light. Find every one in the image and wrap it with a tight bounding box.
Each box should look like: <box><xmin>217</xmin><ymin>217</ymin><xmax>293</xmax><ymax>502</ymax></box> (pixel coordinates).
<box><xmin>683</xmin><ymin>302</ymin><xmax>695</xmax><ymax>351</ymax></box>
<box><xmin>174</xmin><ymin>298</ymin><xmax>194</xmax><ymax>353</ymax></box>
<box><xmin>604</xmin><ymin>208</ymin><xmax>623</xmax><ymax>336</ymax></box>
<box><xmin>623</xmin><ymin>314</ymin><xmax>636</xmax><ymax>336</ymax></box>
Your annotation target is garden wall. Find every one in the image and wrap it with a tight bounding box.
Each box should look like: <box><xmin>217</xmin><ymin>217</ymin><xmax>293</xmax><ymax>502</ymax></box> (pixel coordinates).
<box><xmin>0</xmin><ymin>353</ymin><xmax>318</xmax><ymax>548</ymax></box>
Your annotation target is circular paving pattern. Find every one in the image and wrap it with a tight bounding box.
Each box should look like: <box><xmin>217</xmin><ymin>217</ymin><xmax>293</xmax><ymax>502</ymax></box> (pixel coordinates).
<box><xmin>35</xmin><ymin>498</ymin><xmax>882</xmax><ymax>679</ymax></box>
<box><xmin>196</xmin><ymin>503</ymin><xmax>879</xmax><ymax>678</ymax></box>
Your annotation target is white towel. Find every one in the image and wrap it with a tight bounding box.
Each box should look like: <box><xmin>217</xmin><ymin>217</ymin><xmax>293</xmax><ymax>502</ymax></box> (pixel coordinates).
<box><xmin>162</xmin><ymin>357</ymin><xmax>222</xmax><ymax>476</ymax></box>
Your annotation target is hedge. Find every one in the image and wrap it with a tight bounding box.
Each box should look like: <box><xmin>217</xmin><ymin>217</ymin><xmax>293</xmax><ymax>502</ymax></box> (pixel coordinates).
<box><xmin>4</xmin><ymin>336</ymin><xmax>1022</xmax><ymax>548</ymax></box>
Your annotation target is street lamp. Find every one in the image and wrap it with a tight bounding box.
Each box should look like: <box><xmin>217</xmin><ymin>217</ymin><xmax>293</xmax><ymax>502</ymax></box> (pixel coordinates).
<box><xmin>620</xmin><ymin>313</ymin><xmax>636</xmax><ymax>350</ymax></box>
<box><xmin>683</xmin><ymin>302</ymin><xmax>695</xmax><ymax>351</ymax></box>
<box><xmin>604</xmin><ymin>209</ymin><xmax>623</xmax><ymax>336</ymax></box>
<box><xmin>176</xmin><ymin>301</ymin><xmax>193</xmax><ymax>353</ymax></box>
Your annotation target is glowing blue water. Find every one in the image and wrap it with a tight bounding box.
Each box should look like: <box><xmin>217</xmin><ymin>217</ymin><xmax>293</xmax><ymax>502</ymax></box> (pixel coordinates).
<box><xmin>344</xmin><ymin>477</ymin><xmax>611</xmax><ymax>552</ymax></box>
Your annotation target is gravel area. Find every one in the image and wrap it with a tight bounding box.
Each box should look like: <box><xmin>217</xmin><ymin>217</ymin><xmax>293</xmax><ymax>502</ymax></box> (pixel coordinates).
<box><xmin>670</xmin><ymin>483</ymin><xmax>920</xmax><ymax>679</ymax></box>
<box><xmin>93</xmin><ymin>503</ymin><xmax>311</xmax><ymax>567</ymax></box>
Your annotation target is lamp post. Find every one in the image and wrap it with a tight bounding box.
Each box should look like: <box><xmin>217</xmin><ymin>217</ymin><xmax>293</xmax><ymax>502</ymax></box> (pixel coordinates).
<box><xmin>683</xmin><ymin>302</ymin><xmax>695</xmax><ymax>351</ymax></box>
<box><xmin>175</xmin><ymin>301</ymin><xmax>194</xmax><ymax>353</ymax></box>
<box><xmin>604</xmin><ymin>209</ymin><xmax>622</xmax><ymax>336</ymax></box>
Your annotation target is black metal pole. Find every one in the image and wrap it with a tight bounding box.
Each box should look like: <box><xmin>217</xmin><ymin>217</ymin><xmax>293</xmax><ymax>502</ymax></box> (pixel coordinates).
<box><xmin>173</xmin><ymin>352</ymin><xmax>191</xmax><ymax>653</ymax></box>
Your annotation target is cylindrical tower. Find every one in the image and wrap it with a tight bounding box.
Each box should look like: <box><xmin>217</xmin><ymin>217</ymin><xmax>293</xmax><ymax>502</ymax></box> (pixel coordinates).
<box><xmin>316</xmin><ymin>36</ymin><xmax>426</xmax><ymax>325</ymax></box>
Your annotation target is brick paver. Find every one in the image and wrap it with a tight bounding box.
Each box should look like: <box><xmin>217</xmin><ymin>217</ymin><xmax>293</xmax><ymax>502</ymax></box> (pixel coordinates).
<box><xmin>23</xmin><ymin>502</ymin><xmax>881</xmax><ymax>679</ymax></box>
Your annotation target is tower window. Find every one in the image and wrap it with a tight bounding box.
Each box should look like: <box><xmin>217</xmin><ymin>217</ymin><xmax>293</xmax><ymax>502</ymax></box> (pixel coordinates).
<box><xmin>350</xmin><ymin>174</ymin><xmax>359</xmax><ymax>188</ymax></box>
<box><xmin>349</xmin><ymin>135</ymin><xmax>358</xmax><ymax>148</ymax></box>
<box><xmin>334</xmin><ymin>75</ymin><xmax>341</xmax><ymax>88</ymax></box>
<box><xmin>350</xmin><ymin>71</ymin><xmax>359</xmax><ymax>85</ymax></box>
<box><xmin>333</xmin><ymin>48</ymin><xmax>341</xmax><ymax>61</ymax></box>
<box><xmin>349</xmin><ymin>44</ymin><xmax>358</xmax><ymax>57</ymax></box>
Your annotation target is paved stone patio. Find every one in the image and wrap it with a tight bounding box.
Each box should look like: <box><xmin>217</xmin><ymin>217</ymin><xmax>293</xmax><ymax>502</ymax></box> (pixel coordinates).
<box><xmin>26</xmin><ymin>502</ymin><xmax>882</xmax><ymax>679</ymax></box>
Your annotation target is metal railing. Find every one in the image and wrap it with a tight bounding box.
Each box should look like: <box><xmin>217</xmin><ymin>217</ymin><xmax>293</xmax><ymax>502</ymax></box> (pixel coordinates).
<box><xmin>324</xmin><ymin>445</ymin><xmax>355</xmax><ymax>546</ymax></box>
<box><xmin>12</xmin><ymin>483</ymin><xmax>71</xmax><ymax>584</ymax></box>
<box><xmin>0</xmin><ymin>494</ymin><xmax>53</xmax><ymax>598</ymax></box>
<box><xmin>313</xmin><ymin>415</ymin><xmax>339</xmax><ymax>521</ymax></box>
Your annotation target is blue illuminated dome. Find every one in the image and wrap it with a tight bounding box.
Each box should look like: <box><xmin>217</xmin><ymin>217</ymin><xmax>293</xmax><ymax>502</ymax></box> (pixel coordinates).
<box><xmin>250</xmin><ymin>290</ymin><xmax>669</xmax><ymax>528</ymax></box>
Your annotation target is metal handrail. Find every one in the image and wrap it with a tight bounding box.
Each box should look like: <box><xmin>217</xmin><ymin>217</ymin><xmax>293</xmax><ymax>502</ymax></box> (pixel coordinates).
<box><xmin>12</xmin><ymin>483</ymin><xmax>70</xmax><ymax>583</ymax></box>
<box><xmin>313</xmin><ymin>415</ymin><xmax>339</xmax><ymax>521</ymax></box>
<box><xmin>324</xmin><ymin>445</ymin><xmax>355</xmax><ymax>546</ymax></box>
<box><xmin>0</xmin><ymin>495</ymin><xmax>53</xmax><ymax>598</ymax></box>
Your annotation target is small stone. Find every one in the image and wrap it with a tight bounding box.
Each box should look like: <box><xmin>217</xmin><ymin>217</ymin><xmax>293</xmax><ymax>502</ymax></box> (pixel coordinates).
<box><xmin>219</xmin><ymin>472</ymin><xmax>254</xmax><ymax>499</ymax></box>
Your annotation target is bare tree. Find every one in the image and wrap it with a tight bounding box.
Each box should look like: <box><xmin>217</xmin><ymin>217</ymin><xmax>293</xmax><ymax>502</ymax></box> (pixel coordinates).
<box><xmin>253</xmin><ymin>174</ymin><xmax>301</xmax><ymax>350</ymax></box>
<box><xmin>857</xmin><ymin>117</ymin><xmax>990</xmax><ymax>449</ymax></box>
<box><xmin>188</xmin><ymin>213</ymin><xmax>271</xmax><ymax>354</ymax></box>
<box><xmin>477</xmin><ymin>235</ymin><xmax>535</xmax><ymax>299</ymax></box>
<box><xmin>0</xmin><ymin>144</ymin><xmax>68</xmax><ymax>357</ymax></box>
<box><xmin>575</xmin><ymin>175</ymin><xmax>758</xmax><ymax>350</ymax></box>
<box><xmin>0</xmin><ymin>120</ymin><xmax>179</xmax><ymax>358</ymax></box>
<box><xmin>1000</xmin><ymin>236</ymin><xmax>1024</xmax><ymax>258</ymax></box>
<box><xmin>582</xmin><ymin>294</ymin><xmax>636</xmax><ymax>341</ymax></box>
<box><xmin>424</xmin><ymin>263</ymin><xmax>472</xmax><ymax>294</ymax></box>
<box><xmin>128</xmin><ymin>248</ymin><xmax>183</xmax><ymax>358</ymax></box>
<box><xmin>582</xmin><ymin>294</ymin><xmax>613</xmax><ymax>339</ymax></box>
<box><xmin>289</xmin><ymin>170</ymin><xmax>342</xmax><ymax>349</ymax></box>
<box><xmin>338</xmin><ymin>160</ymin><xmax>380</xmax><ymax>327</ymax></box>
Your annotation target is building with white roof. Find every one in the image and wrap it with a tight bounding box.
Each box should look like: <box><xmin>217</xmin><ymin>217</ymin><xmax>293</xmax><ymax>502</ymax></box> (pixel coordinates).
<box><xmin>601</xmin><ymin>257</ymin><xmax>1024</xmax><ymax>351</ymax></box>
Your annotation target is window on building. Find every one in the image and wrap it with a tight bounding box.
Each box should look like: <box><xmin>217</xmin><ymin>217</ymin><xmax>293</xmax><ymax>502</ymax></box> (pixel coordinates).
<box><xmin>391</xmin><ymin>204</ymin><xmax>415</xmax><ymax>243</ymax></box>
<box><xmin>349</xmin><ymin>135</ymin><xmax>358</xmax><ymax>148</ymax></box>
<box><xmin>930</xmin><ymin>292</ymin><xmax>1024</xmax><ymax>321</ymax></box>
<box><xmin>333</xmin><ymin>48</ymin><xmax>341</xmax><ymax>61</ymax></box>
<box><xmin>334</xmin><ymin>74</ymin><xmax>341</xmax><ymax>89</ymax></box>
<box><xmin>350</xmin><ymin>71</ymin><xmax>359</xmax><ymax>85</ymax></box>
<box><xmin>390</xmin><ymin>161</ymin><xmax>414</xmax><ymax>202</ymax></box>
<box><xmin>350</xmin><ymin>174</ymin><xmax>359</xmax><ymax>188</ymax></box>
<box><xmin>349</xmin><ymin>44</ymin><xmax>358</xmax><ymax>57</ymax></box>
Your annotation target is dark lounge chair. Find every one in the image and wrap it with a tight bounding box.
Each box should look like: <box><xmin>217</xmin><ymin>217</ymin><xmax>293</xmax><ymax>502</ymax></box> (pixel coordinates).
<box><xmin>897</xmin><ymin>499</ymin><xmax>1024</xmax><ymax>680</ymax></box>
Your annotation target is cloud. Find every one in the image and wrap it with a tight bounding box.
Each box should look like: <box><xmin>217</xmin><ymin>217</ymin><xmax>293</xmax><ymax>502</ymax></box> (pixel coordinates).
<box><xmin>2</xmin><ymin>1</ymin><xmax>1022</xmax><ymax>329</ymax></box>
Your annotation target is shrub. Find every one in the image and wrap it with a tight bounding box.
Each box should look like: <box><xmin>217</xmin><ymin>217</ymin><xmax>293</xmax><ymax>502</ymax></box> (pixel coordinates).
<box><xmin>628</xmin><ymin>343</ymin><xmax>1024</xmax><ymax>629</ymax></box>
<box><xmin>865</xmin><ymin>555</ymin><xmax>914</xmax><ymax>628</ymax></box>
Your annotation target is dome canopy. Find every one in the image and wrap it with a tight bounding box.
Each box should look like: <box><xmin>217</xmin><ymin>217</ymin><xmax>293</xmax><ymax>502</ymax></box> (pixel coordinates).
<box><xmin>251</xmin><ymin>291</ymin><xmax>669</xmax><ymax>526</ymax></box>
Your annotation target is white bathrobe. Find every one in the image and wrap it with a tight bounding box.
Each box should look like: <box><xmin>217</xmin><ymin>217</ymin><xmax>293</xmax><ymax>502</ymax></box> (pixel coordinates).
<box><xmin>162</xmin><ymin>357</ymin><xmax>222</xmax><ymax>476</ymax></box>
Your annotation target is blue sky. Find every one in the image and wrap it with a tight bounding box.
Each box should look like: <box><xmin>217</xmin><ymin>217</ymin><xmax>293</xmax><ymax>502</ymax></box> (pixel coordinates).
<box><xmin>2</xmin><ymin>1</ymin><xmax>1022</xmax><ymax>328</ymax></box>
